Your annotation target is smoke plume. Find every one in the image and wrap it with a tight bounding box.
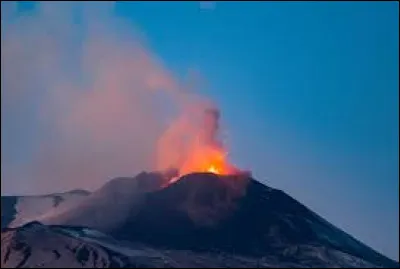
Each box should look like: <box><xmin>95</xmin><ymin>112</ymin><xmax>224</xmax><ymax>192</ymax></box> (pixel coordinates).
<box><xmin>1</xmin><ymin>2</ymin><xmax>219</xmax><ymax>194</ymax></box>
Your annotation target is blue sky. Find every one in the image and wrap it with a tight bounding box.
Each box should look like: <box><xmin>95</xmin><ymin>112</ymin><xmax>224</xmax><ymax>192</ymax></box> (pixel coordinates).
<box><xmin>113</xmin><ymin>1</ymin><xmax>399</xmax><ymax>259</ymax></box>
<box><xmin>2</xmin><ymin>1</ymin><xmax>399</xmax><ymax>261</ymax></box>
<box><xmin>116</xmin><ymin>1</ymin><xmax>399</xmax><ymax>259</ymax></box>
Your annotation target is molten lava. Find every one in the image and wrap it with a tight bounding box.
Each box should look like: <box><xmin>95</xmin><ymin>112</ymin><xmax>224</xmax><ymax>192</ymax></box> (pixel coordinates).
<box><xmin>179</xmin><ymin>142</ymin><xmax>238</xmax><ymax>177</ymax></box>
<box><xmin>207</xmin><ymin>165</ymin><xmax>219</xmax><ymax>174</ymax></box>
<box><xmin>160</xmin><ymin>106</ymin><xmax>245</xmax><ymax>184</ymax></box>
<box><xmin>163</xmin><ymin>137</ymin><xmax>239</xmax><ymax>185</ymax></box>
<box><xmin>177</xmin><ymin>107</ymin><xmax>238</xmax><ymax>176</ymax></box>
<box><xmin>166</xmin><ymin>145</ymin><xmax>238</xmax><ymax>184</ymax></box>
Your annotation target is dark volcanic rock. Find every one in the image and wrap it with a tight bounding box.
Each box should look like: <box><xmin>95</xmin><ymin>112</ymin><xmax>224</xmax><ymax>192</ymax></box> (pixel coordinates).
<box><xmin>110</xmin><ymin>173</ymin><xmax>397</xmax><ymax>268</ymax></box>
<box><xmin>1</xmin><ymin>172</ymin><xmax>398</xmax><ymax>268</ymax></box>
<box><xmin>1</xmin><ymin>197</ymin><xmax>18</xmax><ymax>229</ymax></box>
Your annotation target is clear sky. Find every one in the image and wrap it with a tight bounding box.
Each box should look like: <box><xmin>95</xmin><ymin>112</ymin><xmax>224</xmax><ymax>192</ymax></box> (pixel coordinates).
<box><xmin>1</xmin><ymin>1</ymin><xmax>399</xmax><ymax>261</ymax></box>
<box><xmin>115</xmin><ymin>1</ymin><xmax>399</xmax><ymax>259</ymax></box>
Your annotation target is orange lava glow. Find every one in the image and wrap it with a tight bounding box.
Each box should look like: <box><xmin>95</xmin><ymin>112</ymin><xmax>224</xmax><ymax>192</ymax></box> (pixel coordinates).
<box><xmin>207</xmin><ymin>165</ymin><xmax>220</xmax><ymax>174</ymax></box>
<box><xmin>165</xmin><ymin>144</ymin><xmax>237</xmax><ymax>185</ymax></box>
<box><xmin>179</xmin><ymin>143</ymin><xmax>237</xmax><ymax>177</ymax></box>
<box><xmin>160</xmin><ymin>107</ymin><xmax>245</xmax><ymax>185</ymax></box>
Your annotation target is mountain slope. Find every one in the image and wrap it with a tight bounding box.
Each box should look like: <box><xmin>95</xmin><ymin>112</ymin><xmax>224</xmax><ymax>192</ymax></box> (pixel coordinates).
<box><xmin>1</xmin><ymin>221</ymin><xmax>382</xmax><ymax>268</ymax></box>
<box><xmin>1</xmin><ymin>190</ymin><xmax>90</xmax><ymax>229</ymax></box>
<box><xmin>1</xmin><ymin>222</ymin><xmax>133</xmax><ymax>268</ymax></box>
<box><xmin>109</xmin><ymin>173</ymin><xmax>398</xmax><ymax>267</ymax></box>
<box><xmin>1</xmin><ymin>172</ymin><xmax>398</xmax><ymax>268</ymax></box>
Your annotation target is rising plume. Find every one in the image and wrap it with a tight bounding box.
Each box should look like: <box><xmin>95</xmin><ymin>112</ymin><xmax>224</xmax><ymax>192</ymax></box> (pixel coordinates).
<box><xmin>1</xmin><ymin>2</ymin><xmax>227</xmax><ymax>194</ymax></box>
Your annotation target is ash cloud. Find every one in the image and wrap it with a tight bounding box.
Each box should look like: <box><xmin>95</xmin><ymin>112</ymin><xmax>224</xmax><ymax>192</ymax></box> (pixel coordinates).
<box><xmin>1</xmin><ymin>2</ymin><xmax>217</xmax><ymax>194</ymax></box>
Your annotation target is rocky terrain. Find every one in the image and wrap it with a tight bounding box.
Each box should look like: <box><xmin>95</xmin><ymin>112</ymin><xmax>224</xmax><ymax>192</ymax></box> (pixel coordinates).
<box><xmin>1</xmin><ymin>172</ymin><xmax>398</xmax><ymax>268</ymax></box>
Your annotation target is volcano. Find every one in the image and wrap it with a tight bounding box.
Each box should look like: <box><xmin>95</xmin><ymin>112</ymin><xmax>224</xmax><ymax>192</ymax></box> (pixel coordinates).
<box><xmin>1</xmin><ymin>172</ymin><xmax>398</xmax><ymax>268</ymax></box>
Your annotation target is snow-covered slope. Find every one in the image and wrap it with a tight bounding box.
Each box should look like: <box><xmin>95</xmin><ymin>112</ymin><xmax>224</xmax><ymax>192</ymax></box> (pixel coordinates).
<box><xmin>0</xmin><ymin>221</ymin><xmax>383</xmax><ymax>268</ymax></box>
<box><xmin>1</xmin><ymin>222</ymin><xmax>132</xmax><ymax>268</ymax></box>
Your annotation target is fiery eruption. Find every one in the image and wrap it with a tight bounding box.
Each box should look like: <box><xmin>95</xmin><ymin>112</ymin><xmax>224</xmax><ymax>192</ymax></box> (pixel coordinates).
<box><xmin>180</xmin><ymin>108</ymin><xmax>230</xmax><ymax>175</ymax></box>
<box><xmin>159</xmin><ymin>106</ymin><xmax>244</xmax><ymax>184</ymax></box>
